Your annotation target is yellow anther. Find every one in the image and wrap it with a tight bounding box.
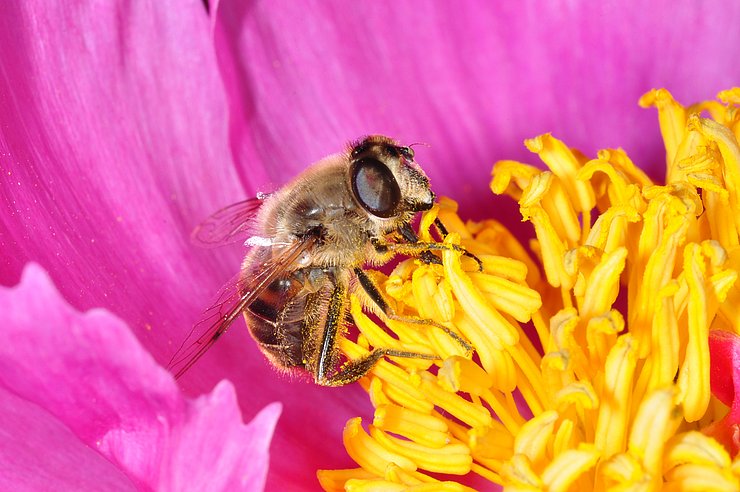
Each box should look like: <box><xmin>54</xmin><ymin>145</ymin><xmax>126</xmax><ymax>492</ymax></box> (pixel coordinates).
<box><xmin>554</xmin><ymin>381</ymin><xmax>599</xmax><ymax>413</ymax></box>
<box><xmin>369</xmin><ymin>426</ymin><xmax>472</xmax><ymax>475</ymax></box>
<box><xmin>373</xmin><ymin>404</ymin><xmax>449</xmax><ymax>448</ymax></box>
<box><xmin>540</xmin><ymin>445</ymin><xmax>600</xmax><ymax>492</ymax></box>
<box><xmin>417</xmin><ymin>372</ymin><xmax>493</xmax><ymax>429</ymax></box>
<box><xmin>639</xmin><ymin>88</ymin><xmax>687</xmax><ymax>170</ymax></box>
<box><xmin>677</xmin><ymin>243</ymin><xmax>712</xmax><ymax>422</ymax></box>
<box><xmin>594</xmin><ymin>334</ymin><xmax>638</xmax><ymax>458</ymax></box>
<box><xmin>628</xmin><ymin>388</ymin><xmax>678</xmax><ymax>475</ymax></box>
<box><xmin>513</xmin><ymin>410</ymin><xmax>559</xmax><ymax>465</ymax></box>
<box><xmin>316</xmin><ymin>468</ymin><xmax>377</xmax><ymax>492</ymax></box>
<box><xmin>664</xmin><ymin>431</ymin><xmax>732</xmax><ymax>471</ymax></box>
<box><xmin>342</xmin><ymin>418</ymin><xmax>417</xmax><ymax>476</ymax></box>
<box><xmin>437</xmin><ymin>355</ymin><xmax>494</xmax><ymax>395</ymax></box>
<box><xmin>524</xmin><ymin>133</ymin><xmax>596</xmax><ymax>212</ymax></box>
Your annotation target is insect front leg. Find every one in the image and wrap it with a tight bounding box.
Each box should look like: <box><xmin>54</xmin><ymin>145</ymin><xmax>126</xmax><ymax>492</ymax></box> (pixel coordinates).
<box><xmin>382</xmin><ymin>222</ymin><xmax>484</xmax><ymax>271</ymax></box>
<box><xmin>353</xmin><ymin>268</ymin><xmax>472</xmax><ymax>353</ymax></box>
<box><xmin>396</xmin><ymin>222</ymin><xmax>441</xmax><ymax>266</ymax></box>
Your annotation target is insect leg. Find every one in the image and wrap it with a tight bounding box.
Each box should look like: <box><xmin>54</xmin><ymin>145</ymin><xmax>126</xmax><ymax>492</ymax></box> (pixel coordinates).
<box><xmin>318</xmin><ymin>348</ymin><xmax>437</xmax><ymax>387</ymax></box>
<box><xmin>314</xmin><ymin>271</ymin><xmax>459</xmax><ymax>386</ymax></box>
<box><xmin>353</xmin><ymin>268</ymin><xmax>472</xmax><ymax>353</ymax></box>
<box><xmin>375</xmin><ymin>239</ymin><xmax>484</xmax><ymax>271</ymax></box>
<box><xmin>397</xmin><ymin>223</ymin><xmax>440</xmax><ymax>265</ymax></box>
<box><xmin>433</xmin><ymin>217</ymin><xmax>449</xmax><ymax>237</ymax></box>
<box><xmin>315</xmin><ymin>280</ymin><xmax>347</xmax><ymax>383</ymax></box>
<box><xmin>388</xmin><ymin>222</ymin><xmax>483</xmax><ymax>271</ymax></box>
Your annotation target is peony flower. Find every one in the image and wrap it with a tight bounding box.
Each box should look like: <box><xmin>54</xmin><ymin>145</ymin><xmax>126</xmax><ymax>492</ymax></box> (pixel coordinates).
<box><xmin>318</xmin><ymin>90</ymin><xmax>740</xmax><ymax>490</ymax></box>
<box><xmin>2</xmin><ymin>1</ymin><xmax>740</xmax><ymax>490</ymax></box>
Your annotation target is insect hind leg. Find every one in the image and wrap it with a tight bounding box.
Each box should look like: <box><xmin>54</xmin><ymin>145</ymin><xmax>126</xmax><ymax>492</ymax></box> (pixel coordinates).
<box><xmin>353</xmin><ymin>268</ymin><xmax>472</xmax><ymax>354</ymax></box>
<box><xmin>318</xmin><ymin>348</ymin><xmax>437</xmax><ymax>387</ymax></box>
<box><xmin>313</xmin><ymin>271</ymin><xmax>455</xmax><ymax>386</ymax></box>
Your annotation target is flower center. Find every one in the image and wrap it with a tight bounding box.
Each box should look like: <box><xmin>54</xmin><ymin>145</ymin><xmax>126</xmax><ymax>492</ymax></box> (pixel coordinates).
<box><xmin>318</xmin><ymin>89</ymin><xmax>740</xmax><ymax>491</ymax></box>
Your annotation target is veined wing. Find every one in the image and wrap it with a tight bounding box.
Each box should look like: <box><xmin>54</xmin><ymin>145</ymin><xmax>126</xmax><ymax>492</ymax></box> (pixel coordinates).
<box><xmin>168</xmin><ymin>234</ymin><xmax>316</xmax><ymax>379</ymax></box>
<box><xmin>191</xmin><ymin>194</ymin><xmax>272</xmax><ymax>248</ymax></box>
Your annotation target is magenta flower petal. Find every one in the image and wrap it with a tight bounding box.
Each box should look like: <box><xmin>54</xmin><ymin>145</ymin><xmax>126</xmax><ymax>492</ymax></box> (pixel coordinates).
<box><xmin>0</xmin><ymin>0</ymin><xmax>242</xmax><ymax>332</ymax></box>
<box><xmin>0</xmin><ymin>263</ymin><xmax>281</xmax><ymax>490</ymax></box>
<box><xmin>0</xmin><ymin>387</ymin><xmax>135</xmax><ymax>491</ymax></box>
<box><xmin>707</xmin><ymin>330</ymin><xmax>740</xmax><ymax>456</ymax></box>
<box><xmin>710</xmin><ymin>330</ymin><xmax>740</xmax><ymax>407</ymax></box>
<box><xmin>0</xmin><ymin>2</ymin><xmax>366</xmax><ymax>489</ymax></box>
<box><xmin>214</xmin><ymin>1</ymin><xmax>740</xmax><ymax>216</ymax></box>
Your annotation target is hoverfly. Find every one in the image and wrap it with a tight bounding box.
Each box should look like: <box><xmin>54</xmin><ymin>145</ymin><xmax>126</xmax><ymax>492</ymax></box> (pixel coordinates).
<box><xmin>168</xmin><ymin>135</ymin><xmax>474</xmax><ymax>386</ymax></box>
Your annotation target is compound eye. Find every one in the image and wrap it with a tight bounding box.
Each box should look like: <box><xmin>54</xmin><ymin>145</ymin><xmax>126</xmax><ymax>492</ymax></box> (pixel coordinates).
<box><xmin>398</xmin><ymin>146</ymin><xmax>414</xmax><ymax>160</ymax></box>
<box><xmin>351</xmin><ymin>158</ymin><xmax>401</xmax><ymax>218</ymax></box>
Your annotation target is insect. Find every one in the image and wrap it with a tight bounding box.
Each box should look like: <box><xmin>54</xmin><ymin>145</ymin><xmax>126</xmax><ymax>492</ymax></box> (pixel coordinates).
<box><xmin>168</xmin><ymin>135</ymin><xmax>475</xmax><ymax>386</ymax></box>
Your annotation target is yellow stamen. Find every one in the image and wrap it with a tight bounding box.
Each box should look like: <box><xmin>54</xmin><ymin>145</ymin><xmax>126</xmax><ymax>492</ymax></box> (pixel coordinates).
<box><xmin>342</xmin><ymin>418</ymin><xmax>417</xmax><ymax>476</ymax></box>
<box><xmin>490</xmin><ymin>159</ymin><xmax>541</xmax><ymax>200</ymax></box>
<box><xmin>468</xmin><ymin>420</ymin><xmax>515</xmax><ymax>462</ymax></box>
<box><xmin>578</xmin><ymin>247</ymin><xmax>627</xmax><ymax>319</ymax></box>
<box><xmin>366</xmin><ymin>377</ymin><xmax>390</xmax><ymax>408</ymax></box>
<box><xmin>524</xmin><ymin>133</ymin><xmax>596</xmax><ymax>213</ymax></box>
<box><xmin>372</xmin><ymin>404</ymin><xmax>449</xmax><ymax>448</ymax></box>
<box><xmin>600</xmin><ymin>453</ymin><xmax>645</xmax><ymax>488</ymax></box>
<box><xmin>554</xmin><ymin>381</ymin><xmax>599</xmax><ymax>414</ymax></box>
<box><xmin>663</xmin><ymin>463</ymin><xmax>739</xmax><ymax>491</ymax></box>
<box><xmin>639</xmin><ymin>88</ymin><xmax>687</xmax><ymax>171</ymax></box>
<box><xmin>552</xmin><ymin>418</ymin><xmax>576</xmax><ymax>457</ymax></box>
<box><xmin>382</xmin><ymin>463</ymin><xmax>428</xmax><ymax>486</ymax></box>
<box><xmin>523</xmin><ymin>205</ymin><xmax>571</xmax><ymax>289</ymax></box>
<box><xmin>627</xmin><ymin>388</ymin><xmax>679</xmax><ymax>477</ymax></box>
<box><xmin>317</xmin><ymin>468</ymin><xmax>377</xmax><ymax>492</ymax></box>
<box><xmin>689</xmin><ymin>116</ymin><xmax>740</xmax><ymax>247</ymax></box>
<box><xmin>442</xmin><ymin>234</ymin><xmax>519</xmax><ymax>347</ymax></box>
<box><xmin>343</xmin><ymin>479</ymin><xmax>405</xmax><ymax>492</ymax></box>
<box><xmin>513</xmin><ymin>410</ymin><xmax>558</xmax><ymax>467</ymax></box>
<box><xmin>677</xmin><ymin>243</ymin><xmax>711</xmax><ymax>422</ymax></box>
<box><xmin>437</xmin><ymin>355</ymin><xmax>492</xmax><ymax>395</ymax></box>
<box><xmin>416</xmin><ymin>372</ymin><xmax>493</xmax><ymax>429</ymax></box>
<box><xmin>368</xmin><ymin>426</ymin><xmax>472</xmax><ymax>475</ymax></box>
<box><xmin>541</xmin><ymin>445</ymin><xmax>600</xmax><ymax>492</ymax></box>
<box><xmin>499</xmin><ymin>454</ymin><xmax>542</xmax><ymax>490</ymax></box>
<box><xmin>584</xmin><ymin>309</ymin><xmax>623</xmax><ymax>371</ymax></box>
<box><xmin>593</xmin><ymin>334</ymin><xmax>638</xmax><ymax>458</ymax></box>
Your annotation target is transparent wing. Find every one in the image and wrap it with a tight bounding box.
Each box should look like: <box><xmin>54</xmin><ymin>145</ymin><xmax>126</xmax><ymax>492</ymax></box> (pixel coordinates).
<box><xmin>191</xmin><ymin>194</ymin><xmax>273</xmax><ymax>248</ymax></box>
<box><xmin>167</xmin><ymin>235</ymin><xmax>316</xmax><ymax>379</ymax></box>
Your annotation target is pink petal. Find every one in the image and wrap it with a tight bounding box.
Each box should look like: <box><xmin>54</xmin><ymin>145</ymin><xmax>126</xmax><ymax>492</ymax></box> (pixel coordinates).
<box><xmin>0</xmin><ymin>263</ymin><xmax>281</xmax><ymax>490</ymax></box>
<box><xmin>0</xmin><ymin>387</ymin><xmax>135</xmax><ymax>491</ymax></box>
<box><xmin>214</xmin><ymin>0</ymin><xmax>740</xmax><ymax>218</ymax></box>
<box><xmin>707</xmin><ymin>330</ymin><xmax>740</xmax><ymax>456</ymax></box>
<box><xmin>0</xmin><ymin>1</ymin><xmax>369</xmax><ymax>487</ymax></box>
<box><xmin>709</xmin><ymin>330</ymin><xmax>740</xmax><ymax>407</ymax></box>
<box><xmin>0</xmin><ymin>0</ymin><xmax>242</xmax><ymax>335</ymax></box>
<box><xmin>169</xmin><ymin>386</ymin><xmax>281</xmax><ymax>491</ymax></box>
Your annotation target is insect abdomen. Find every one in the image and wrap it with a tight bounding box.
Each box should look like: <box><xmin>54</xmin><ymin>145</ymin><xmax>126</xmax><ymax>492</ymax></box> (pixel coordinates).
<box><xmin>245</xmin><ymin>275</ymin><xmax>307</xmax><ymax>369</ymax></box>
